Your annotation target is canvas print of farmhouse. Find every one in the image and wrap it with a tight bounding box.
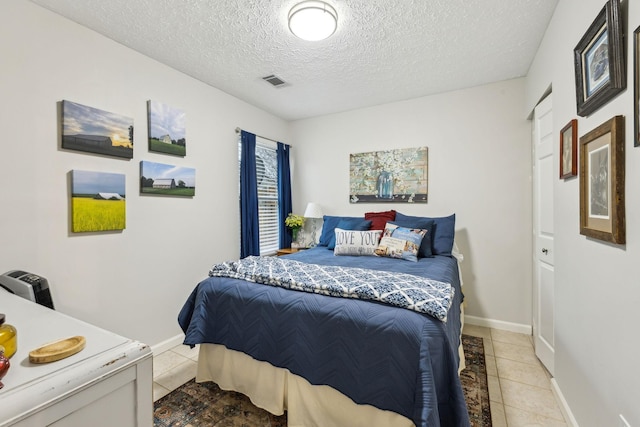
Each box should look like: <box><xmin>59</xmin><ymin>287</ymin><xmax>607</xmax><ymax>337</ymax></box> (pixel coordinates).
<box><xmin>140</xmin><ymin>161</ymin><xmax>195</xmax><ymax>196</ymax></box>
<box><xmin>147</xmin><ymin>100</ymin><xmax>186</xmax><ymax>156</ymax></box>
<box><xmin>71</xmin><ymin>170</ymin><xmax>126</xmax><ymax>232</ymax></box>
<box><xmin>62</xmin><ymin>100</ymin><xmax>134</xmax><ymax>159</ymax></box>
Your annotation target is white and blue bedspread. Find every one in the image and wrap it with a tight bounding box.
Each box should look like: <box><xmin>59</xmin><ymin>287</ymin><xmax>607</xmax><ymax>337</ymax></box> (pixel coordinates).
<box><xmin>179</xmin><ymin>247</ymin><xmax>469</xmax><ymax>427</ymax></box>
<box><xmin>209</xmin><ymin>256</ymin><xmax>454</xmax><ymax>321</ymax></box>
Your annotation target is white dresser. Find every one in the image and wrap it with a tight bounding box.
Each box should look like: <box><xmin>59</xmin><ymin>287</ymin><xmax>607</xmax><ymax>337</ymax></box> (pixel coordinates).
<box><xmin>0</xmin><ymin>291</ymin><xmax>152</xmax><ymax>427</ymax></box>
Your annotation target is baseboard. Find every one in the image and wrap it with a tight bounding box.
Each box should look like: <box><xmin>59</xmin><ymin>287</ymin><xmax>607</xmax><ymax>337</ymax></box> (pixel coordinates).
<box><xmin>151</xmin><ymin>333</ymin><xmax>184</xmax><ymax>355</ymax></box>
<box><xmin>464</xmin><ymin>315</ymin><xmax>532</xmax><ymax>335</ymax></box>
<box><xmin>551</xmin><ymin>378</ymin><xmax>579</xmax><ymax>426</ymax></box>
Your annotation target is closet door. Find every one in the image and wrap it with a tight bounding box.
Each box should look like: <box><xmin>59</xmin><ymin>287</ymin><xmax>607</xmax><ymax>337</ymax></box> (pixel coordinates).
<box><xmin>532</xmin><ymin>94</ymin><xmax>555</xmax><ymax>374</ymax></box>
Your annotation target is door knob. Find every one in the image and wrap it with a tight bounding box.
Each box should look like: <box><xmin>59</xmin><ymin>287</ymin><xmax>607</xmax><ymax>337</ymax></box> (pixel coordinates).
<box><xmin>542</xmin><ymin>248</ymin><xmax>548</xmax><ymax>254</ymax></box>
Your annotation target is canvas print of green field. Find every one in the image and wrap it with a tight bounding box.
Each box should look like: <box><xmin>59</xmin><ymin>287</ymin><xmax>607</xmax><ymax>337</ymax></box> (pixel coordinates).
<box><xmin>71</xmin><ymin>170</ymin><xmax>126</xmax><ymax>232</ymax></box>
<box><xmin>140</xmin><ymin>161</ymin><xmax>195</xmax><ymax>196</ymax></box>
<box><xmin>62</xmin><ymin>100</ymin><xmax>134</xmax><ymax>159</ymax></box>
<box><xmin>148</xmin><ymin>100</ymin><xmax>186</xmax><ymax>156</ymax></box>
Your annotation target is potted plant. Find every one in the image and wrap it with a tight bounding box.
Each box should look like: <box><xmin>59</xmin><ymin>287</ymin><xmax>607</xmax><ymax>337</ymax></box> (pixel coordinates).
<box><xmin>285</xmin><ymin>213</ymin><xmax>305</xmax><ymax>245</ymax></box>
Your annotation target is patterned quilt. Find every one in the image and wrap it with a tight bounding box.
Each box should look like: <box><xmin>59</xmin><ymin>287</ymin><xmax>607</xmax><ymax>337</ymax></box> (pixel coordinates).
<box><xmin>209</xmin><ymin>256</ymin><xmax>454</xmax><ymax>321</ymax></box>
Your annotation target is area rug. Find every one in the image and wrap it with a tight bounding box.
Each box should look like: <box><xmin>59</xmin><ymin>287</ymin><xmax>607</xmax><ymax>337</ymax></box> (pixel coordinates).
<box><xmin>154</xmin><ymin>334</ymin><xmax>491</xmax><ymax>426</ymax></box>
<box><xmin>460</xmin><ymin>334</ymin><xmax>492</xmax><ymax>426</ymax></box>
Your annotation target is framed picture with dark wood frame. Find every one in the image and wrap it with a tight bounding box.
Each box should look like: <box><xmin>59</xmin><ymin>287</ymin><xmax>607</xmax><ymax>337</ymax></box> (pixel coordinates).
<box><xmin>573</xmin><ymin>0</ymin><xmax>625</xmax><ymax>117</ymax></box>
<box><xmin>579</xmin><ymin>115</ymin><xmax>625</xmax><ymax>244</ymax></box>
<box><xmin>634</xmin><ymin>25</ymin><xmax>640</xmax><ymax>147</ymax></box>
<box><xmin>560</xmin><ymin>119</ymin><xmax>578</xmax><ymax>179</ymax></box>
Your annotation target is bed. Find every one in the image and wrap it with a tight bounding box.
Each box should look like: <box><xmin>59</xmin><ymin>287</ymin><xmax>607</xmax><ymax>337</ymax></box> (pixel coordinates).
<box><xmin>178</xmin><ymin>213</ymin><xmax>470</xmax><ymax>427</ymax></box>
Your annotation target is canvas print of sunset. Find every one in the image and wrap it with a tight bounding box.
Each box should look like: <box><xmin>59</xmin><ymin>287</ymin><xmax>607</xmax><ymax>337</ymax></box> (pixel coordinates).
<box><xmin>62</xmin><ymin>100</ymin><xmax>134</xmax><ymax>159</ymax></box>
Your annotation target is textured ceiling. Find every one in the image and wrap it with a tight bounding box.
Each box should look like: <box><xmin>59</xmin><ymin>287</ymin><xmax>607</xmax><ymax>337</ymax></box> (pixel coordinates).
<box><xmin>29</xmin><ymin>0</ymin><xmax>558</xmax><ymax>121</ymax></box>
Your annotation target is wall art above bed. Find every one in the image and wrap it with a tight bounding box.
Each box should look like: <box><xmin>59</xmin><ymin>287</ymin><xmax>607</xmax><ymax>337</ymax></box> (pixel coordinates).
<box><xmin>349</xmin><ymin>147</ymin><xmax>428</xmax><ymax>203</ymax></box>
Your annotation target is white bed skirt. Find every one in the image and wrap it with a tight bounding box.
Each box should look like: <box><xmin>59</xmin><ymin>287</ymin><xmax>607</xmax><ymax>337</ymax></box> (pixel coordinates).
<box><xmin>195</xmin><ymin>304</ymin><xmax>466</xmax><ymax>427</ymax></box>
<box><xmin>196</xmin><ymin>343</ymin><xmax>415</xmax><ymax>427</ymax></box>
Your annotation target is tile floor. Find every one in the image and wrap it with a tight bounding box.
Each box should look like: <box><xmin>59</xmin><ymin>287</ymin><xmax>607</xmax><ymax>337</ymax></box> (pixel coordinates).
<box><xmin>152</xmin><ymin>325</ymin><xmax>568</xmax><ymax>427</ymax></box>
<box><xmin>153</xmin><ymin>343</ymin><xmax>199</xmax><ymax>402</ymax></box>
<box><xmin>462</xmin><ymin>324</ymin><xmax>568</xmax><ymax>427</ymax></box>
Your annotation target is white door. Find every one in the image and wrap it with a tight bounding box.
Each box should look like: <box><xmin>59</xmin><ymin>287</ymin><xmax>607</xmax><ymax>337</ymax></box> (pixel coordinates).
<box><xmin>532</xmin><ymin>94</ymin><xmax>555</xmax><ymax>374</ymax></box>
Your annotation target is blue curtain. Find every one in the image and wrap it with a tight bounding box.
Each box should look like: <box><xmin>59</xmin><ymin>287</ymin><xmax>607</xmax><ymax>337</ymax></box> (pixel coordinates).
<box><xmin>277</xmin><ymin>142</ymin><xmax>293</xmax><ymax>249</ymax></box>
<box><xmin>240</xmin><ymin>131</ymin><xmax>260</xmax><ymax>258</ymax></box>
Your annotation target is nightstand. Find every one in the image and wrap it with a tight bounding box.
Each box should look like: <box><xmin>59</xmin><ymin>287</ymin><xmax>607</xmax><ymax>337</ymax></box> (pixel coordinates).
<box><xmin>276</xmin><ymin>248</ymin><xmax>303</xmax><ymax>256</ymax></box>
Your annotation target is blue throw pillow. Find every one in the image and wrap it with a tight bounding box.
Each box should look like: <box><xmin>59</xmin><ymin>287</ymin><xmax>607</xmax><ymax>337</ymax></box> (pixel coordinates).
<box><xmin>318</xmin><ymin>216</ymin><xmax>367</xmax><ymax>247</ymax></box>
<box><xmin>395</xmin><ymin>213</ymin><xmax>456</xmax><ymax>256</ymax></box>
<box><xmin>327</xmin><ymin>219</ymin><xmax>372</xmax><ymax>249</ymax></box>
<box><xmin>389</xmin><ymin>219</ymin><xmax>434</xmax><ymax>258</ymax></box>
<box><xmin>319</xmin><ymin>216</ymin><xmax>359</xmax><ymax>247</ymax></box>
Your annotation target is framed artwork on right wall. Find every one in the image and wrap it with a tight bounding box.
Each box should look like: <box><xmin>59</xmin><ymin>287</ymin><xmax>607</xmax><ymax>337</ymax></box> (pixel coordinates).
<box><xmin>573</xmin><ymin>0</ymin><xmax>625</xmax><ymax>117</ymax></box>
<box><xmin>579</xmin><ymin>115</ymin><xmax>625</xmax><ymax>244</ymax></box>
<box><xmin>634</xmin><ymin>25</ymin><xmax>640</xmax><ymax>147</ymax></box>
<box><xmin>560</xmin><ymin>119</ymin><xmax>578</xmax><ymax>179</ymax></box>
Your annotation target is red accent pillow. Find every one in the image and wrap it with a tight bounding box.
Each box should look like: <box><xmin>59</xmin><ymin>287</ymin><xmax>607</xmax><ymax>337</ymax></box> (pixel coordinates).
<box><xmin>364</xmin><ymin>210</ymin><xmax>396</xmax><ymax>231</ymax></box>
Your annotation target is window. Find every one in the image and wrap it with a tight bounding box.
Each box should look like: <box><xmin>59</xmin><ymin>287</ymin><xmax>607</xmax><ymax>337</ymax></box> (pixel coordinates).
<box><xmin>239</xmin><ymin>138</ymin><xmax>280</xmax><ymax>256</ymax></box>
<box><xmin>255</xmin><ymin>142</ymin><xmax>279</xmax><ymax>255</ymax></box>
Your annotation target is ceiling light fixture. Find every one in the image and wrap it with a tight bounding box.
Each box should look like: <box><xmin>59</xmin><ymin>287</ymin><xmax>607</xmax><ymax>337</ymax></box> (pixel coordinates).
<box><xmin>288</xmin><ymin>1</ymin><xmax>338</xmax><ymax>41</ymax></box>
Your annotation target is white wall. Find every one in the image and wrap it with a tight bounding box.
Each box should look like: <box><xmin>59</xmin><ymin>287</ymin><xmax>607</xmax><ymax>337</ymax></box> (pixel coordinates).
<box><xmin>290</xmin><ymin>78</ymin><xmax>533</xmax><ymax>328</ymax></box>
<box><xmin>526</xmin><ymin>0</ymin><xmax>640</xmax><ymax>425</ymax></box>
<box><xmin>0</xmin><ymin>1</ymin><xmax>289</xmax><ymax>347</ymax></box>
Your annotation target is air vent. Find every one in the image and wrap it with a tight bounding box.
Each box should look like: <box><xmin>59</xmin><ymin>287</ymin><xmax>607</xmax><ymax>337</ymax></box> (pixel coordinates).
<box><xmin>262</xmin><ymin>74</ymin><xmax>287</xmax><ymax>88</ymax></box>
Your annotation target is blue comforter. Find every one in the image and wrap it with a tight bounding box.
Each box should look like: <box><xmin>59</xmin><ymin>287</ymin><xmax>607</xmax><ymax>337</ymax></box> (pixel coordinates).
<box><xmin>178</xmin><ymin>247</ymin><xmax>470</xmax><ymax>427</ymax></box>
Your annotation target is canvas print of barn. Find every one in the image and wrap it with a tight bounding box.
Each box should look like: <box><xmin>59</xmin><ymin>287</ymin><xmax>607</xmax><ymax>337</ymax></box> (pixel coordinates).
<box><xmin>140</xmin><ymin>161</ymin><xmax>195</xmax><ymax>196</ymax></box>
<box><xmin>71</xmin><ymin>170</ymin><xmax>126</xmax><ymax>232</ymax></box>
<box><xmin>148</xmin><ymin>100</ymin><xmax>186</xmax><ymax>156</ymax></box>
<box><xmin>62</xmin><ymin>100</ymin><xmax>134</xmax><ymax>159</ymax></box>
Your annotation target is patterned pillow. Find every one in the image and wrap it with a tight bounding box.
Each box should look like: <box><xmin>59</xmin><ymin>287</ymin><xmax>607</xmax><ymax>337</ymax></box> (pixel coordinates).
<box><xmin>333</xmin><ymin>228</ymin><xmax>382</xmax><ymax>256</ymax></box>
<box><xmin>374</xmin><ymin>223</ymin><xmax>427</xmax><ymax>262</ymax></box>
<box><xmin>389</xmin><ymin>219</ymin><xmax>434</xmax><ymax>258</ymax></box>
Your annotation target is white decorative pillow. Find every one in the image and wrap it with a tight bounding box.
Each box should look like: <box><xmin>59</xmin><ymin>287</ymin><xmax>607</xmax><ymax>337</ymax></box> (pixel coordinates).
<box><xmin>333</xmin><ymin>228</ymin><xmax>382</xmax><ymax>256</ymax></box>
<box><xmin>374</xmin><ymin>223</ymin><xmax>427</xmax><ymax>262</ymax></box>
